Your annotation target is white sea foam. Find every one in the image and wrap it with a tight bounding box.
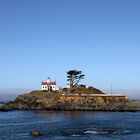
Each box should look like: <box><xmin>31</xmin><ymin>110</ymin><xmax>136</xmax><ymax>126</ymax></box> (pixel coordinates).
<box><xmin>84</xmin><ymin>129</ymin><xmax>132</xmax><ymax>135</ymax></box>
<box><xmin>71</xmin><ymin>134</ymin><xmax>81</xmax><ymax>137</ymax></box>
<box><xmin>84</xmin><ymin>130</ymin><xmax>108</xmax><ymax>134</ymax></box>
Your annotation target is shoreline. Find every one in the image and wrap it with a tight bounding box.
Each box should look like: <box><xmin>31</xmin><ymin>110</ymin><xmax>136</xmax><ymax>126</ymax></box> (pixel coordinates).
<box><xmin>1</xmin><ymin>108</ymin><xmax>140</xmax><ymax>112</ymax></box>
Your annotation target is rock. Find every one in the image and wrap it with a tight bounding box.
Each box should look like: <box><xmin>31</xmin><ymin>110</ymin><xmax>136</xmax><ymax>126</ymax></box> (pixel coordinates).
<box><xmin>107</xmin><ymin>129</ymin><xmax>119</xmax><ymax>134</ymax></box>
<box><xmin>1</xmin><ymin>90</ymin><xmax>139</xmax><ymax>111</ymax></box>
<box><xmin>31</xmin><ymin>130</ymin><xmax>42</xmax><ymax>137</ymax></box>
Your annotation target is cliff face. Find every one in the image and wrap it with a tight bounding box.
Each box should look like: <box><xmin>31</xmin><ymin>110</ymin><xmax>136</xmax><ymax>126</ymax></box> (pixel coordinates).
<box><xmin>58</xmin><ymin>96</ymin><xmax>126</xmax><ymax>111</ymax></box>
<box><xmin>0</xmin><ymin>91</ymin><xmax>129</xmax><ymax>111</ymax></box>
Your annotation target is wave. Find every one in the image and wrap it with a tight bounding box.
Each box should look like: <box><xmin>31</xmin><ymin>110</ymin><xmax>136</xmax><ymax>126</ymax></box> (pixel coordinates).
<box><xmin>71</xmin><ymin>134</ymin><xmax>81</xmax><ymax>137</ymax></box>
<box><xmin>84</xmin><ymin>129</ymin><xmax>133</xmax><ymax>135</ymax></box>
<box><xmin>62</xmin><ymin>129</ymin><xmax>134</xmax><ymax>137</ymax></box>
<box><xmin>84</xmin><ymin>130</ymin><xmax>108</xmax><ymax>134</ymax></box>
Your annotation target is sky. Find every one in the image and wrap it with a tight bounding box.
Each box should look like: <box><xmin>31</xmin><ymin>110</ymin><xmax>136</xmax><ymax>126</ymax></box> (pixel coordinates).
<box><xmin>0</xmin><ymin>0</ymin><xmax>140</xmax><ymax>97</ymax></box>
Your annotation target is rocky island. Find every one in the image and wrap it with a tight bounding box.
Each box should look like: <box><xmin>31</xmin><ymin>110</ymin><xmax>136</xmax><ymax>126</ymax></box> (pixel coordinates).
<box><xmin>1</xmin><ymin>86</ymin><xmax>139</xmax><ymax>111</ymax></box>
<box><xmin>1</xmin><ymin>70</ymin><xmax>140</xmax><ymax>111</ymax></box>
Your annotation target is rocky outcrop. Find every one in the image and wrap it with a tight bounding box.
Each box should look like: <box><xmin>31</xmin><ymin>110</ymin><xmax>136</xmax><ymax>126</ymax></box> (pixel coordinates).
<box><xmin>0</xmin><ymin>90</ymin><xmax>135</xmax><ymax>111</ymax></box>
<box><xmin>0</xmin><ymin>91</ymin><xmax>61</xmax><ymax>110</ymax></box>
<box><xmin>58</xmin><ymin>95</ymin><xmax>127</xmax><ymax>111</ymax></box>
<box><xmin>31</xmin><ymin>130</ymin><xmax>43</xmax><ymax>137</ymax></box>
<box><xmin>124</xmin><ymin>100</ymin><xmax>140</xmax><ymax>111</ymax></box>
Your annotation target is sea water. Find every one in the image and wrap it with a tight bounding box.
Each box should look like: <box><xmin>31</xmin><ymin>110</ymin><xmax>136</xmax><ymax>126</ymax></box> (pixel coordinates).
<box><xmin>0</xmin><ymin>111</ymin><xmax>139</xmax><ymax>140</ymax></box>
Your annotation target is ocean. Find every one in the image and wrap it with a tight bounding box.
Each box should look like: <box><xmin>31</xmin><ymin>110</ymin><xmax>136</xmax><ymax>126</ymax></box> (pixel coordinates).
<box><xmin>0</xmin><ymin>111</ymin><xmax>139</xmax><ymax>140</ymax></box>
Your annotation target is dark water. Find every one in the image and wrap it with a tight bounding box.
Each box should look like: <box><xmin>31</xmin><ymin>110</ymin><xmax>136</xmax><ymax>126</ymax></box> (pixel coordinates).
<box><xmin>0</xmin><ymin>111</ymin><xmax>140</xmax><ymax>140</ymax></box>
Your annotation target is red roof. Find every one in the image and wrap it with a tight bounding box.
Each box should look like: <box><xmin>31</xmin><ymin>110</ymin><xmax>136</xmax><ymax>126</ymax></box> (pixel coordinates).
<box><xmin>41</xmin><ymin>82</ymin><xmax>56</xmax><ymax>85</ymax></box>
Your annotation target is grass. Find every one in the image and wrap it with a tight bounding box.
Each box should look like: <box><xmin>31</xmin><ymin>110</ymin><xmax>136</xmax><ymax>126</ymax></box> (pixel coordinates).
<box><xmin>22</xmin><ymin>86</ymin><xmax>104</xmax><ymax>99</ymax></box>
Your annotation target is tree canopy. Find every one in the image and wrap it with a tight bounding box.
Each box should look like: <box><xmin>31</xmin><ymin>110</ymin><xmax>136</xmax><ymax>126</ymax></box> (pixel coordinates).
<box><xmin>67</xmin><ymin>70</ymin><xmax>85</xmax><ymax>87</ymax></box>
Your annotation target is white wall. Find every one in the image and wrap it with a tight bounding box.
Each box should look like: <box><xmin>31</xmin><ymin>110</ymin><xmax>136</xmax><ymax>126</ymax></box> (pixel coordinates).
<box><xmin>41</xmin><ymin>85</ymin><xmax>59</xmax><ymax>91</ymax></box>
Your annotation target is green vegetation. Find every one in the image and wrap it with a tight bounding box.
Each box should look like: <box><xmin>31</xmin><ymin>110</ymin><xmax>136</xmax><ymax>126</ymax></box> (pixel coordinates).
<box><xmin>66</xmin><ymin>86</ymin><xmax>103</xmax><ymax>94</ymax></box>
<box><xmin>30</xmin><ymin>90</ymin><xmax>61</xmax><ymax>97</ymax></box>
<box><xmin>30</xmin><ymin>86</ymin><xmax>104</xmax><ymax>96</ymax></box>
<box><xmin>67</xmin><ymin>70</ymin><xmax>85</xmax><ymax>87</ymax></box>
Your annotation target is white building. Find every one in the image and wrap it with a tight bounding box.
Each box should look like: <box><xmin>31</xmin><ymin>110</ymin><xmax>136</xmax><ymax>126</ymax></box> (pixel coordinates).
<box><xmin>41</xmin><ymin>77</ymin><xmax>59</xmax><ymax>91</ymax></box>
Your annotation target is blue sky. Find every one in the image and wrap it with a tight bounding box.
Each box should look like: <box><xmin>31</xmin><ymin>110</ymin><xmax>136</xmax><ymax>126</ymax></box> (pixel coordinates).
<box><xmin>0</xmin><ymin>0</ymin><xmax>140</xmax><ymax>92</ymax></box>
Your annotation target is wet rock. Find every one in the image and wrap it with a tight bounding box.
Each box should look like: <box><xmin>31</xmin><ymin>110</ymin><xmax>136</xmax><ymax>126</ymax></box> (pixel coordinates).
<box><xmin>107</xmin><ymin>129</ymin><xmax>119</xmax><ymax>134</ymax></box>
<box><xmin>31</xmin><ymin>130</ymin><xmax>43</xmax><ymax>137</ymax></box>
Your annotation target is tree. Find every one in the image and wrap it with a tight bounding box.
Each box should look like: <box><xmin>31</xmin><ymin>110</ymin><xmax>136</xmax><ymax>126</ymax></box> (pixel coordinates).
<box><xmin>67</xmin><ymin>70</ymin><xmax>85</xmax><ymax>88</ymax></box>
